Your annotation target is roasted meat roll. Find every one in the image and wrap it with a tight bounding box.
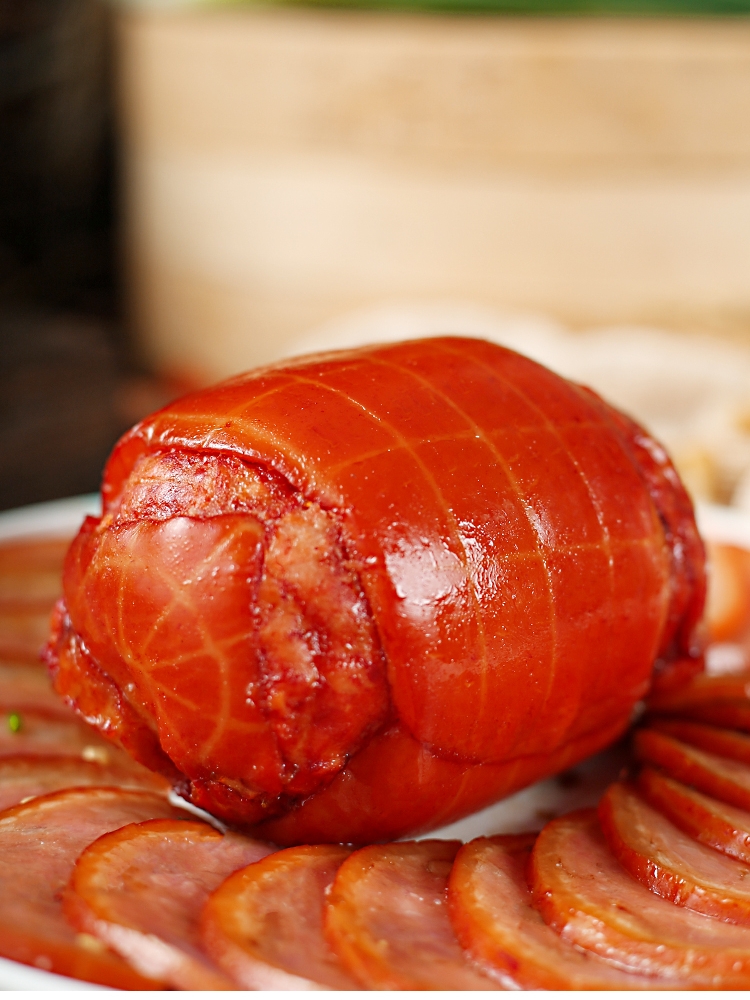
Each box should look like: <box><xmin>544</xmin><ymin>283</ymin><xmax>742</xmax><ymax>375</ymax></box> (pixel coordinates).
<box><xmin>46</xmin><ymin>337</ymin><xmax>705</xmax><ymax>843</ymax></box>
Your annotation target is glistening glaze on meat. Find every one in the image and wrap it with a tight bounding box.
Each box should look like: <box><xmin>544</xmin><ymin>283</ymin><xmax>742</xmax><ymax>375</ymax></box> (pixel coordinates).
<box><xmin>45</xmin><ymin>337</ymin><xmax>705</xmax><ymax>842</ymax></box>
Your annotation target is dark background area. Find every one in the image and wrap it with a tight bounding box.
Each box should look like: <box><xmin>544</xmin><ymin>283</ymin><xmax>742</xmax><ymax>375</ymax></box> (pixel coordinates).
<box><xmin>0</xmin><ymin>0</ymin><xmax>149</xmax><ymax>511</ymax></box>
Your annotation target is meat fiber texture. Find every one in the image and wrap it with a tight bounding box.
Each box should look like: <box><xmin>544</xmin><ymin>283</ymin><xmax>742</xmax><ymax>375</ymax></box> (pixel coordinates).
<box><xmin>45</xmin><ymin>337</ymin><xmax>706</xmax><ymax>843</ymax></box>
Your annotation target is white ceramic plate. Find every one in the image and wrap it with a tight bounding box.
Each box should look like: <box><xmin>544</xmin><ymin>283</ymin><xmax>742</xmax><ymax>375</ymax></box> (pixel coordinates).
<box><xmin>0</xmin><ymin>495</ymin><xmax>745</xmax><ymax>990</ymax></box>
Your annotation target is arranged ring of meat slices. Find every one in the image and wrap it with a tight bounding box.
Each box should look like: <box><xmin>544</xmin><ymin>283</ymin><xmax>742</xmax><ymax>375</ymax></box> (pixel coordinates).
<box><xmin>647</xmin><ymin>718</ymin><xmax>750</xmax><ymax>765</ymax></box>
<box><xmin>324</xmin><ymin>840</ymin><xmax>498</xmax><ymax>990</ymax></box>
<box><xmin>638</xmin><ymin>765</ymin><xmax>750</xmax><ymax>866</ymax></box>
<box><xmin>447</xmin><ymin>834</ymin><xmax>673</xmax><ymax>989</ymax></box>
<box><xmin>529</xmin><ymin>809</ymin><xmax>750</xmax><ymax>986</ymax></box>
<box><xmin>0</xmin><ymin>754</ymin><xmax>168</xmax><ymax>812</ymax></box>
<box><xmin>600</xmin><ymin>781</ymin><xmax>750</xmax><ymax>924</ymax></box>
<box><xmin>635</xmin><ymin>728</ymin><xmax>750</xmax><ymax>811</ymax></box>
<box><xmin>0</xmin><ymin>786</ymin><xmax>187</xmax><ymax>987</ymax></box>
<box><xmin>65</xmin><ymin>818</ymin><xmax>272</xmax><ymax>990</ymax></box>
<box><xmin>202</xmin><ymin>843</ymin><xmax>358</xmax><ymax>989</ymax></box>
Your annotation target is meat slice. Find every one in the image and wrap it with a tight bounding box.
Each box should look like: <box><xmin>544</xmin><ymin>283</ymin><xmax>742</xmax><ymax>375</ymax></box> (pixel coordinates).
<box><xmin>672</xmin><ymin>702</ymin><xmax>750</xmax><ymax>732</ymax></box>
<box><xmin>648</xmin><ymin>718</ymin><xmax>750</xmax><ymax>765</ymax></box>
<box><xmin>705</xmin><ymin>542</ymin><xmax>750</xmax><ymax>642</ymax></box>
<box><xmin>0</xmin><ymin>707</ymin><xmax>140</xmax><ymax>768</ymax></box>
<box><xmin>65</xmin><ymin>818</ymin><xmax>271</xmax><ymax>989</ymax></box>
<box><xmin>600</xmin><ymin>782</ymin><xmax>750</xmax><ymax>924</ymax></box>
<box><xmin>0</xmin><ymin>536</ymin><xmax>69</xmax><ymax>600</ymax></box>
<box><xmin>529</xmin><ymin>809</ymin><xmax>750</xmax><ymax>986</ymax></box>
<box><xmin>639</xmin><ymin>765</ymin><xmax>750</xmax><ymax>866</ymax></box>
<box><xmin>0</xmin><ymin>786</ymin><xmax>185</xmax><ymax>987</ymax></box>
<box><xmin>0</xmin><ymin>608</ymin><xmax>57</xmax><ymax>664</ymax></box>
<box><xmin>647</xmin><ymin>670</ymin><xmax>750</xmax><ymax>731</ymax></box>
<box><xmin>635</xmin><ymin>728</ymin><xmax>750</xmax><ymax>811</ymax></box>
<box><xmin>0</xmin><ymin>661</ymin><xmax>71</xmax><ymax>717</ymax></box>
<box><xmin>0</xmin><ymin>536</ymin><xmax>69</xmax><ymax>663</ymax></box>
<box><xmin>0</xmin><ymin>754</ymin><xmax>168</xmax><ymax>812</ymax></box>
<box><xmin>324</xmin><ymin>840</ymin><xmax>497</xmax><ymax>990</ymax></box>
<box><xmin>201</xmin><ymin>844</ymin><xmax>357</xmax><ymax>989</ymax></box>
<box><xmin>648</xmin><ymin>670</ymin><xmax>750</xmax><ymax>714</ymax></box>
<box><xmin>447</xmin><ymin>834</ymin><xmax>670</xmax><ymax>989</ymax></box>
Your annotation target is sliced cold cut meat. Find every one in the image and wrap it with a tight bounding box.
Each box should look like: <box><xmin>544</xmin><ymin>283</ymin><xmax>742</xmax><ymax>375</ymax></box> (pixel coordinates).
<box><xmin>0</xmin><ymin>661</ymin><xmax>71</xmax><ymax>717</ymax></box>
<box><xmin>648</xmin><ymin>670</ymin><xmax>750</xmax><ymax>714</ymax></box>
<box><xmin>66</xmin><ymin>818</ymin><xmax>271</xmax><ymax>989</ymax></box>
<box><xmin>0</xmin><ymin>754</ymin><xmax>168</xmax><ymax>812</ymax></box>
<box><xmin>647</xmin><ymin>669</ymin><xmax>750</xmax><ymax>731</ymax></box>
<box><xmin>638</xmin><ymin>765</ymin><xmax>750</xmax><ymax>866</ymax></box>
<box><xmin>0</xmin><ymin>707</ymin><xmax>137</xmax><ymax>767</ymax></box>
<box><xmin>447</xmin><ymin>834</ymin><xmax>670</xmax><ymax>989</ymax></box>
<box><xmin>529</xmin><ymin>809</ymin><xmax>750</xmax><ymax>986</ymax></box>
<box><xmin>647</xmin><ymin>718</ymin><xmax>750</xmax><ymax>765</ymax></box>
<box><xmin>0</xmin><ymin>786</ymin><xmax>185</xmax><ymax>987</ymax></box>
<box><xmin>705</xmin><ymin>542</ymin><xmax>750</xmax><ymax>643</ymax></box>
<box><xmin>600</xmin><ymin>782</ymin><xmax>750</xmax><ymax>924</ymax></box>
<box><xmin>0</xmin><ymin>536</ymin><xmax>69</xmax><ymax>600</ymax></box>
<box><xmin>635</xmin><ymin>728</ymin><xmax>750</xmax><ymax>811</ymax></box>
<box><xmin>671</xmin><ymin>702</ymin><xmax>750</xmax><ymax>732</ymax></box>
<box><xmin>325</xmin><ymin>840</ymin><xmax>497</xmax><ymax>990</ymax></box>
<box><xmin>202</xmin><ymin>844</ymin><xmax>357</xmax><ymax>989</ymax></box>
<box><xmin>0</xmin><ymin>537</ymin><xmax>69</xmax><ymax>662</ymax></box>
<box><xmin>0</xmin><ymin>608</ymin><xmax>58</xmax><ymax>664</ymax></box>
<box><xmin>0</xmin><ymin>705</ymin><xmax>163</xmax><ymax>785</ymax></box>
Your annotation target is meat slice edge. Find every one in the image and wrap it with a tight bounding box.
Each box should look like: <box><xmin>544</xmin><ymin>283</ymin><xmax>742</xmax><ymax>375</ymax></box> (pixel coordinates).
<box><xmin>647</xmin><ymin>718</ymin><xmax>750</xmax><ymax>765</ymax></box>
<box><xmin>201</xmin><ymin>843</ymin><xmax>357</xmax><ymax>989</ymax></box>
<box><xmin>638</xmin><ymin>765</ymin><xmax>750</xmax><ymax>865</ymax></box>
<box><xmin>648</xmin><ymin>670</ymin><xmax>750</xmax><ymax>713</ymax></box>
<box><xmin>635</xmin><ymin>728</ymin><xmax>750</xmax><ymax>811</ymax></box>
<box><xmin>600</xmin><ymin>781</ymin><xmax>750</xmax><ymax>924</ymax></box>
<box><xmin>324</xmin><ymin>839</ymin><xmax>497</xmax><ymax>990</ymax></box>
<box><xmin>529</xmin><ymin>808</ymin><xmax>750</xmax><ymax>986</ymax></box>
<box><xmin>0</xmin><ymin>754</ymin><xmax>167</xmax><ymax>812</ymax></box>
<box><xmin>0</xmin><ymin>786</ymin><xmax>186</xmax><ymax>988</ymax></box>
<box><xmin>65</xmin><ymin>817</ymin><xmax>272</xmax><ymax>989</ymax></box>
<box><xmin>448</xmin><ymin>834</ymin><xmax>683</xmax><ymax>990</ymax></box>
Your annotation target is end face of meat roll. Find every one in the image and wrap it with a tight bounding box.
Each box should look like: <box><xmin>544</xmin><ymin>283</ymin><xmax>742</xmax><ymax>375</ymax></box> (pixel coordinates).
<box><xmin>45</xmin><ymin>337</ymin><xmax>706</xmax><ymax>840</ymax></box>
<box><xmin>47</xmin><ymin>450</ymin><xmax>389</xmax><ymax>825</ymax></box>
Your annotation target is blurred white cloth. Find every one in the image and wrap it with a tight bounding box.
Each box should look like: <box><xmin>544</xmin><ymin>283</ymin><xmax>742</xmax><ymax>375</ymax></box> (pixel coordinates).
<box><xmin>287</xmin><ymin>300</ymin><xmax>750</xmax><ymax>510</ymax></box>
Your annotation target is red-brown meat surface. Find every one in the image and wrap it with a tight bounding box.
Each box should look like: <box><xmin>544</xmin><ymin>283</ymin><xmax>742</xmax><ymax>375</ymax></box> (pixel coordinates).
<box><xmin>45</xmin><ymin>337</ymin><xmax>705</xmax><ymax>842</ymax></box>
<box><xmin>0</xmin><ymin>787</ymin><xmax>184</xmax><ymax>987</ymax></box>
<box><xmin>324</xmin><ymin>839</ymin><xmax>498</xmax><ymax>989</ymax></box>
<box><xmin>66</xmin><ymin>818</ymin><xmax>272</xmax><ymax>989</ymax></box>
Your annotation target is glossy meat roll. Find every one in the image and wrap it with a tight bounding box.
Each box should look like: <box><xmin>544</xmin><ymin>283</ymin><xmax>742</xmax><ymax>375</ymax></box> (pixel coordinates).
<box><xmin>45</xmin><ymin>337</ymin><xmax>705</xmax><ymax>842</ymax></box>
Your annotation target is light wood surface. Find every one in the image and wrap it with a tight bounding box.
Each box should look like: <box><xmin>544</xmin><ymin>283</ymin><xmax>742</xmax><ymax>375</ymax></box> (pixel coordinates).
<box><xmin>118</xmin><ymin>8</ymin><xmax>750</xmax><ymax>380</ymax></box>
